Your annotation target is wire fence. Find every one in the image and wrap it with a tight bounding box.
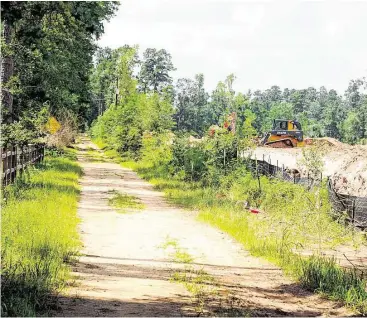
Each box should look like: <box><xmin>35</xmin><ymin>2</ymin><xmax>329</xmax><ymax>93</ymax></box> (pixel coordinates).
<box><xmin>1</xmin><ymin>144</ymin><xmax>45</xmax><ymax>186</ymax></box>
<box><xmin>246</xmin><ymin>156</ymin><xmax>367</xmax><ymax>229</ymax></box>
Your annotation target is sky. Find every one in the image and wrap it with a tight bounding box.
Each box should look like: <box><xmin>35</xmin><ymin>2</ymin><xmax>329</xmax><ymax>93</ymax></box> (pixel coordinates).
<box><xmin>98</xmin><ymin>0</ymin><xmax>367</xmax><ymax>94</ymax></box>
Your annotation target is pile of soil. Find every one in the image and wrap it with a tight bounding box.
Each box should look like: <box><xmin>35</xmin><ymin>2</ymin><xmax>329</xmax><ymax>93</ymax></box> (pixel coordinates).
<box><xmin>251</xmin><ymin>141</ymin><xmax>367</xmax><ymax>197</ymax></box>
<box><xmin>330</xmin><ymin>145</ymin><xmax>367</xmax><ymax>197</ymax></box>
<box><xmin>306</xmin><ymin>137</ymin><xmax>345</xmax><ymax>150</ymax></box>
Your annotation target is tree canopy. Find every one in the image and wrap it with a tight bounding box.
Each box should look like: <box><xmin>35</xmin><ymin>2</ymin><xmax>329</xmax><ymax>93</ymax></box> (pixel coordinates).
<box><xmin>2</xmin><ymin>2</ymin><xmax>366</xmax><ymax>147</ymax></box>
<box><xmin>1</xmin><ymin>1</ymin><xmax>118</xmax><ymax>145</ymax></box>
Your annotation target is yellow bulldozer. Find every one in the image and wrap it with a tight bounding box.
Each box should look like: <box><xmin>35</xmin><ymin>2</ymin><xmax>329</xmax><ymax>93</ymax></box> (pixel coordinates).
<box><xmin>261</xmin><ymin>119</ymin><xmax>305</xmax><ymax>148</ymax></box>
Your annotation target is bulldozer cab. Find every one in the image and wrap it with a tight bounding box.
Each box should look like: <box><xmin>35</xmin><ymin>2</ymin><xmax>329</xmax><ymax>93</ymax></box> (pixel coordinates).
<box><xmin>261</xmin><ymin>119</ymin><xmax>304</xmax><ymax>147</ymax></box>
<box><xmin>272</xmin><ymin>119</ymin><xmax>302</xmax><ymax>131</ymax></box>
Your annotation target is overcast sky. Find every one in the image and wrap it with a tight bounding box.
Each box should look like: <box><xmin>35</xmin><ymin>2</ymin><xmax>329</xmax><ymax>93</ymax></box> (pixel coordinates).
<box><xmin>98</xmin><ymin>0</ymin><xmax>367</xmax><ymax>94</ymax></box>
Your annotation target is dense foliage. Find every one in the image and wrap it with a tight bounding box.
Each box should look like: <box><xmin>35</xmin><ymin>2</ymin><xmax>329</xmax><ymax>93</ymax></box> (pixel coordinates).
<box><xmin>90</xmin><ymin>46</ymin><xmax>175</xmax><ymax>158</ymax></box>
<box><xmin>174</xmin><ymin>77</ymin><xmax>367</xmax><ymax>144</ymax></box>
<box><xmin>2</xmin><ymin>0</ymin><xmax>365</xmax><ymax>147</ymax></box>
<box><xmin>91</xmin><ymin>45</ymin><xmax>367</xmax><ymax>149</ymax></box>
<box><xmin>1</xmin><ymin>1</ymin><xmax>118</xmax><ymax>145</ymax></box>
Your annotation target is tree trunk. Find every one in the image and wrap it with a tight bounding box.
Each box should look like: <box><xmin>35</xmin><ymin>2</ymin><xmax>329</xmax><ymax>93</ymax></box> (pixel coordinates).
<box><xmin>1</xmin><ymin>20</ymin><xmax>14</xmax><ymax>123</ymax></box>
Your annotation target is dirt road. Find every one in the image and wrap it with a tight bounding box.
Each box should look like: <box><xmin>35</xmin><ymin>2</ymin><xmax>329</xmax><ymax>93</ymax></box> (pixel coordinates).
<box><xmin>56</xmin><ymin>137</ymin><xmax>353</xmax><ymax>317</ymax></box>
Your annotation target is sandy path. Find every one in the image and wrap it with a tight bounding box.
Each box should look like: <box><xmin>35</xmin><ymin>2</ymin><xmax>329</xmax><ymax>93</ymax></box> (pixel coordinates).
<box><xmin>56</xmin><ymin>137</ymin><xmax>353</xmax><ymax>317</ymax></box>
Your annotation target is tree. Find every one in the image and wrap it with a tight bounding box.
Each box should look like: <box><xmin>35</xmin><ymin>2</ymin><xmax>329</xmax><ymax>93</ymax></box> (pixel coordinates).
<box><xmin>345</xmin><ymin>79</ymin><xmax>364</xmax><ymax>109</ymax></box>
<box><xmin>241</xmin><ymin>109</ymin><xmax>257</xmax><ymax>139</ymax></box>
<box><xmin>289</xmin><ymin>89</ymin><xmax>307</xmax><ymax>114</ymax></box>
<box><xmin>173</xmin><ymin>74</ymin><xmax>209</xmax><ymax>134</ymax></box>
<box><xmin>342</xmin><ymin>112</ymin><xmax>361</xmax><ymax>144</ymax></box>
<box><xmin>138</xmin><ymin>48</ymin><xmax>176</xmax><ymax>93</ymax></box>
<box><xmin>1</xmin><ymin>1</ymin><xmax>119</xmax><ymax>144</ymax></box>
<box><xmin>206</xmin><ymin>74</ymin><xmax>247</xmax><ymax>128</ymax></box>
<box><xmin>90</xmin><ymin>46</ymin><xmax>175</xmax><ymax>158</ymax></box>
<box><xmin>266</xmin><ymin>102</ymin><xmax>294</xmax><ymax>131</ymax></box>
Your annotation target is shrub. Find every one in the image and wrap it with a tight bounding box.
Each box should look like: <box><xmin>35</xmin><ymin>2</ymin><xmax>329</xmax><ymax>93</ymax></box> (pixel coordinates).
<box><xmin>45</xmin><ymin>112</ymin><xmax>77</xmax><ymax>149</ymax></box>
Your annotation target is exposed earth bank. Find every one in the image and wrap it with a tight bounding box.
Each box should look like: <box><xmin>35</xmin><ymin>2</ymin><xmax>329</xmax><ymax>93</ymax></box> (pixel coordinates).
<box><xmin>250</xmin><ymin>139</ymin><xmax>367</xmax><ymax>196</ymax></box>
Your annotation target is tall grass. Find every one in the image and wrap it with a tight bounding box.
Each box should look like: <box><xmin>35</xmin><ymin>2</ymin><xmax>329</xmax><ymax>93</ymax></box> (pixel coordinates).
<box><xmin>121</xmin><ymin>159</ymin><xmax>367</xmax><ymax>315</ymax></box>
<box><xmin>1</xmin><ymin>149</ymin><xmax>82</xmax><ymax>317</ymax></box>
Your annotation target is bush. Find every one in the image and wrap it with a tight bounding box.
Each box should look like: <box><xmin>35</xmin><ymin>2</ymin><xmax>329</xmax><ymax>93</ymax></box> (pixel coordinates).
<box><xmin>45</xmin><ymin>112</ymin><xmax>77</xmax><ymax>149</ymax></box>
<box><xmin>171</xmin><ymin>132</ymin><xmax>246</xmax><ymax>185</ymax></box>
<box><xmin>90</xmin><ymin>92</ymin><xmax>174</xmax><ymax>160</ymax></box>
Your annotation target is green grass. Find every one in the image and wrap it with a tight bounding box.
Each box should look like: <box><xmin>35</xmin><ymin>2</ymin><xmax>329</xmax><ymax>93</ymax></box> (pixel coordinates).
<box><xmin>122</xmin><ymin>159</ymin><xmax>367</xmax><ymax>315</ymax></box>
<box><xmin>108</xmin><ymin>190</ymin><xmax>145</xmax><ymax>213</ymax></box>
<box><xmin>1</xmin><ymin>149</ymin><xmax>82</xmax><ymax>317</ymax></box>
<box><xmin>160</xmin><ymin>236</ymin><xmax>194</xmax><ymax>264</ymax></box>
<box><xmin>92</xmin><ymin>137</ymin><xmax>107</xmax><ymax>150</ymax></box>
<box><xmin>160</xmin><ymin>237</ymin><xmax>215</xmax><ymax>314</ymax></box>
<box><xmin>90</xmin><ymin>138</ymin><xmax>124</xmax><ymax>163</ymax></box>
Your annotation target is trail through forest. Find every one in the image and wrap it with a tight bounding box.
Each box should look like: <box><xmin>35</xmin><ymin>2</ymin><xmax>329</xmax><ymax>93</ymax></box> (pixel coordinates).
<box><xmin>56</xmin><ymin>137</ymin><xmax>353</xmax><ymax>317</ymax></box>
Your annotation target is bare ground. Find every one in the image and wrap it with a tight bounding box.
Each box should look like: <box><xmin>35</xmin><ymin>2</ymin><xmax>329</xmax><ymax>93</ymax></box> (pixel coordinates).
<box><xmin>250</xmin><ymin>142</ymin><xmax>367</xmax><ymax>196</ymax></box>
<box><xmin>56</xmin><ymin>137</ymin><xmax>354</xmax><ymax>317</ymax></box>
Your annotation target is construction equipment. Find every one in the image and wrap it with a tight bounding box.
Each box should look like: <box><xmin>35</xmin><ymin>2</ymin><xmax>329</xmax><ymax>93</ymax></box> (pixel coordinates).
<box><xmin>261</xmin><ymin>119</ymin><xmax>305</xmax><ymax>148</ymax></box>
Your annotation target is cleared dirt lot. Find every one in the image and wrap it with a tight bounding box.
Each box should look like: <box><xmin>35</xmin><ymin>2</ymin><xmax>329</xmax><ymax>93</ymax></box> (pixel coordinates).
<box><xmin>250</xmin><ymin>139</ymin><xmax>367</xmax><ymax>196</ymax></box>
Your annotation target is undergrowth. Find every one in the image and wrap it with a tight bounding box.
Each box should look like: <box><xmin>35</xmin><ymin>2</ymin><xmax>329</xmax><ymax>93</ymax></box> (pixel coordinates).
<box><xmin>121</xmin><ymin>159</ymin><xmax>367</xmax><ymax>315</ymax></box>
<box><xmin>94</xmin><ymin>131</ymin><xmax>367</xmax><ymax>315</ymax></box>
<box><xmin>1</xmin><ymin>148</ymin><xmax>82</xmax><ymax>317</ymax></box>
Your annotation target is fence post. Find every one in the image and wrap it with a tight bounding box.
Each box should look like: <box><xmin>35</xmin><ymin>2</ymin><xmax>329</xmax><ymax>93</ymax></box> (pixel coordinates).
<box><xmin>21</xmin><ymin>145</ymin><xmax>25</xmax><ymax>172</ymax></box>
<box><xmin>8</xmin><ymin>146</ymin><xmax>11</xmax><ymax>184</ymax></box>
<box><xmin>9</xmin><ymin>147</ymin><xmax>13</xmax><ymax>184</ymax></box>
<box><xmin>256</xmin><ymin>157</ymin><xmax>261</xmax><ymax>194</ymax></box>
<box><xmin>11</xmin><ymin>145</ymin><xmax>15</xmax><ymax>183</ymax></box>
<box><xmin>352</xmin><ymin>199</ymin><xmax>356</xmax><ymax>225</ymax></box>
<box><xmin>0</xmin><ymin>147</ymin><xmax>3</xmax><ymax>186</ymax></box>
<box><xmin>3</xmin><ymin>147</ymin><xmax>7</xmax><ymax>186</ymax></box>
<box><xmin>37</xmin><ymin>145</ymin><xmax>41</xmax><ymax>163</ymax></box>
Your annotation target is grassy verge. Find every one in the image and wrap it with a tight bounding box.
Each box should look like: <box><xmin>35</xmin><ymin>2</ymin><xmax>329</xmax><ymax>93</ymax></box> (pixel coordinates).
<box><xmin>122</xmin><ymin>160</ymin><xmax>367</xmax><ymax>315</ymax></box>
<box><xmin>1</xmin><ymin>148</ymin><xmax>82</xmax><ymax>317</ymax></box>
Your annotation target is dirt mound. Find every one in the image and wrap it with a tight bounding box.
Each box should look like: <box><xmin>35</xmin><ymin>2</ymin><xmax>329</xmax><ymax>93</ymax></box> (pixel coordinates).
<box><xmin>306</xmin><ymin>137</ymin><xmax>345</xmax><ymax>150</ymax></box>
<box><xmin>250</xmin><ymin>141</ymin><xmax>367</xmax><ymax>197</ymax></box>
<box><xmin>330</xmin><ymin>145</ymin><xmax>367</xmax><ymax>197</ymax></box>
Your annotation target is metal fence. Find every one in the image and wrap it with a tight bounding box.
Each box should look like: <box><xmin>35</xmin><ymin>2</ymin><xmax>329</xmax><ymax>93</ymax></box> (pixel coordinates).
<box><xmin>1</xmin><ymin>144</ymin><xmax>45</xmax><ymax>186</ymax></box>
<box><xmin>246</xmin><ymin>156</ymin><xmax>367</xmax><ymax>229</ymax></box>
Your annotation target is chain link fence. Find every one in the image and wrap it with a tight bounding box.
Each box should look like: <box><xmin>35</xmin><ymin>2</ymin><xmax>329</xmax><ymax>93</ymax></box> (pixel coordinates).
<box><xmin>245</xmin><ymin>156</ymin><xmax>367</xmax><ymax>229</ymax></box>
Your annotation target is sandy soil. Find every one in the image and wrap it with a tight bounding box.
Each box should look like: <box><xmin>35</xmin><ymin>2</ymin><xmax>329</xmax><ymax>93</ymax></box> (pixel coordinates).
<box><xmin>56</xmin><ymin>137</ymin><xmax>354</xmax><ymax>317</ymax></box>
<box><xmin>249</xmin><ymin>142</ymin><xmax>367</xmax><ymax>196</ymax></box>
